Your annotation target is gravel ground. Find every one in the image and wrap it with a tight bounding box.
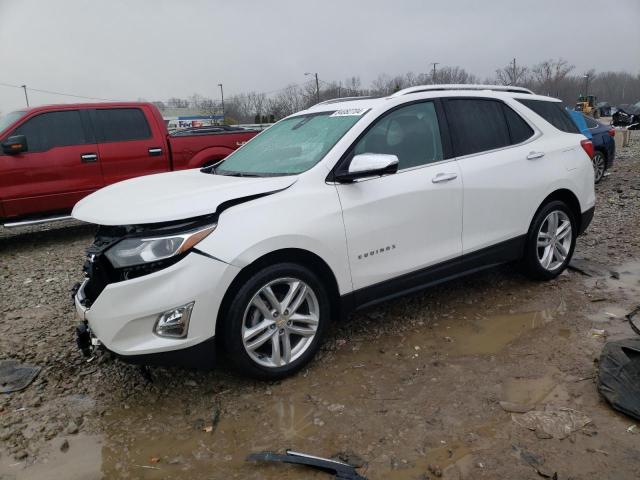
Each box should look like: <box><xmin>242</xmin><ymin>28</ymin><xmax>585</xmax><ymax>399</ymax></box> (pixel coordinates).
<box><xmin>1</xmin><ymin>137</ymin><xmax>640</xmax><ymax>479</ymax></box>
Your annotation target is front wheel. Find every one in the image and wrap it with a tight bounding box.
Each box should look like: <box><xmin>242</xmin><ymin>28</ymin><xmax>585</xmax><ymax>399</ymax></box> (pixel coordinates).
<box><xmin>521</xmin><ymin>201</ymin><xmax>577</xmax><ymax>280</ymax></box>
<box><xmin>221</xmin><ymin>263</ymin><xmax>331</xmax><ymax>379</ymax></box>
<box><xmin>592</xmin><ymin>151</ymin><xmax>606</xmax><ymax>183</ymax></box>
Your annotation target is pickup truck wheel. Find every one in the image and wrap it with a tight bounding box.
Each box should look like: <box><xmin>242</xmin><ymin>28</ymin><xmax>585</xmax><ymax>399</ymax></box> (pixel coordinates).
<box><xmin>222</xmin><ymin>263</ymin><xmax>330</xmax><ymax>379</ymax></box>
<box><xmin>521</xmin><ymin>200</ymin><xmax>576</xmax><ymax>281</ymax></box>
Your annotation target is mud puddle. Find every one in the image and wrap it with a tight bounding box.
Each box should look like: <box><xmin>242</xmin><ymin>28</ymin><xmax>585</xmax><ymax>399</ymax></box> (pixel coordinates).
<box><xmin>4</xmin><ymin>305</ymin><xmax>566</xmax><ymax>479</ymax></box>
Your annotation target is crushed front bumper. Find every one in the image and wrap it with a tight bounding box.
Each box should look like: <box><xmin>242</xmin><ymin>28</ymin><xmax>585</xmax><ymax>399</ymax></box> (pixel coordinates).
<box><xmin>74</xmin><ymin>252</ymin><xmax>240</xmax><ymax>367</ymax></box>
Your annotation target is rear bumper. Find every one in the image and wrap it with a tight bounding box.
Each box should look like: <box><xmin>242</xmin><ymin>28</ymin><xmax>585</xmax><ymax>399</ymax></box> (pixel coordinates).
<box><xmin>578</xmin><ymin>206</ymin><xmax>595</xmax><ymax>236</ymax></box>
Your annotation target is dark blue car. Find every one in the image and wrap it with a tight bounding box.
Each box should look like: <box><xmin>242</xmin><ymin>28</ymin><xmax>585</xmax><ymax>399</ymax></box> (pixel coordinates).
<box><xmin>569</xmin><ymin>110</ymin><xmax>616</xmax><ymax>183</ymax></box>
<box><xmin>583</xmin><ymin>114</ymin><xmax>616</xmax><ymax>183</ymax></box>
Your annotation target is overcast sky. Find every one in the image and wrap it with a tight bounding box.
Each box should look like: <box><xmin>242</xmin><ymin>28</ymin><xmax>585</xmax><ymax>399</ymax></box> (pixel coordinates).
<box><xmin>0</xmin><ymin>0</ymin><xmax>639</xmax><ymax>112</ymax></box>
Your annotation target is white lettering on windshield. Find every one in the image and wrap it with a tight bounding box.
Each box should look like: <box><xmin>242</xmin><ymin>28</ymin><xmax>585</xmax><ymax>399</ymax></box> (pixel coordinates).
<box><xmin>330</xmin><ymin>108</ymin><xmax>368</xmax><ymax>117</ymax></box>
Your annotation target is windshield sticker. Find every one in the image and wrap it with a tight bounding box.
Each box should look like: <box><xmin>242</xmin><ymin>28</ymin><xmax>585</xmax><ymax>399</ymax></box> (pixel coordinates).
<box><xmin>330</xmin><ymin>108</ymin><xmax>369</xmax><ymax>117</ymax></box>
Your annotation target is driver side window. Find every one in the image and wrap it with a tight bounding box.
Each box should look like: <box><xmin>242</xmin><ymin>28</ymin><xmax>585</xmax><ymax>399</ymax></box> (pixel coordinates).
<box><xmin>353</xmin><ymin>102</ymin><xmax>443</xmax><ymax>169</ymax></box>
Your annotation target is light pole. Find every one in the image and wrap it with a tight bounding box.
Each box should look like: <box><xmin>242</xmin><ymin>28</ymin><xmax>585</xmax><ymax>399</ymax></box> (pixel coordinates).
<box><xmin>305</xmin><ymin>72</ymin><xmax>320</xmax><ymax>103</ymax></box>
<box><xmin>21</xmin><ymin>85</ymin><xmax>29</xmax><ymax>107</ymax></box>
<box><xmin>218</xmin><ymin>83</ymin><xmax>225</xmax><ymax>124</ymax></box>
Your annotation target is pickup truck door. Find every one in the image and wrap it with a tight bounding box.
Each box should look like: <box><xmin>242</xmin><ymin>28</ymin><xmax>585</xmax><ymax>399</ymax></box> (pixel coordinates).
<box><xmin>335</xmin><ymin>101</ymin><xmax>463</xmax><ymax>302</ymax></box>
<box><xmin>0</xmin><ymin>109</ymin><xmax>102</xmax><ymax>218</ymax></box>
<box><xmin>90</xmin><ymin>107</ymin><xmax>169</xmax><ymax>185</ymax></box>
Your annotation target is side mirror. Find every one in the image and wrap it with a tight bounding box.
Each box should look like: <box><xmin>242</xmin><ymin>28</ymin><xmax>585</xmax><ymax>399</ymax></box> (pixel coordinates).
<box><xmin>335</xmin><ymin>153</ymin><xmax>399</xmax><ymax>182</ymax></box>
<box><xmin>1</xmin><ymin>135</ymin><xmax>28</xmax><ymax>155</ymax></box>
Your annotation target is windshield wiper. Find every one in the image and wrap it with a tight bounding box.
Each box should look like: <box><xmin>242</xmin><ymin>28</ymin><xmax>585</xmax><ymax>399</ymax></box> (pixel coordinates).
<box><xmin>220</xmin><ymin>172</ymin><xmax>263</xmax><ymax>177</ymax></box>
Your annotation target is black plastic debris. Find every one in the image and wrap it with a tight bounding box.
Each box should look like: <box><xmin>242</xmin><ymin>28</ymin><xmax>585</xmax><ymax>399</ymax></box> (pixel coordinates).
<box><xmin>0</xmin><ymin>359</ymin><xmax>41</xmax><ymax>394</ymax></box>
<box><xmin>247</xmin><ymin>449</ymin><xmax>367</xmax><ymax>479</ymax></box>
<box><xmin>627</xmin><ymin>306</ymin><xmax>640</xmax><ymax>336</ymax></box>
<box><xmin>598</xmin><ymin>338</ymin><xmax>640</xmax><ymax>420</ymax></box>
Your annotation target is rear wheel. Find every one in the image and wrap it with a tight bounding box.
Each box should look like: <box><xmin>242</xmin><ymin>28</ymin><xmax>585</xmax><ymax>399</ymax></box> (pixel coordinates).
<box><xmin>221</xmin><ymin>263</ymin><xmax>330</xmax><ymax>379</ymax></box>
<box><xmin>592</xmin><ymin>151</ymin><xmax>606</xmax><ymax>183</ymax></box>
<box><xmin>522</xmin><ymin>200</ymin><xmax>576</xmax><ymax>280</ymax></box>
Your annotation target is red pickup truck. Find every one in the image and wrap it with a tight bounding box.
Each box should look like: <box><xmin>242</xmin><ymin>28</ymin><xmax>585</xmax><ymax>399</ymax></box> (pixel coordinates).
<box><xmin>0</xmin><ymin>102</ymin><xmax>258</xmax><ymax>227</ymax></box>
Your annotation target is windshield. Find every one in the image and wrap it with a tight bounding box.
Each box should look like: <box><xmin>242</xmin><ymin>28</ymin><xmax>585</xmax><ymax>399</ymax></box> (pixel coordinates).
<box><xmin>0</xmin><ymin>110</ymin><xmax>26</xmax><ymax>133</ymax></box>
<box><xmin>216</xmin><ymin>110</ymin><xmax>366</xmax><ymax>176</ymax></box>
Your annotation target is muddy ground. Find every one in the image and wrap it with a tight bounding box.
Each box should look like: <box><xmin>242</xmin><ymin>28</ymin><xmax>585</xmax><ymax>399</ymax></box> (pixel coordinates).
<box><xmin>1</xmin><ymin>138</ymin><xmax>640</xmax><ymax>480</ymax></box>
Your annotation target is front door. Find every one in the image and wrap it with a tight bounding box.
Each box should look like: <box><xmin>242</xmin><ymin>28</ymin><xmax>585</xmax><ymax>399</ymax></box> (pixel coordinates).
<box><xmin>335</xmin><ymin>101</ymin><xmax>463</xmax><ymax>297</ymax></box>
<box><xmin>0</xmin><ymin>109</ymin><xmax>102</xmax><ymax>218</ymax></box>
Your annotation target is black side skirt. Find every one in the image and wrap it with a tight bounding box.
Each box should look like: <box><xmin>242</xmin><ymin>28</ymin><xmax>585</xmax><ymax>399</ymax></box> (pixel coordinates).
<box><xmin>340</xmin><ymin>235</ymin><xmax>525</xmax><ymax>314</ymax></box>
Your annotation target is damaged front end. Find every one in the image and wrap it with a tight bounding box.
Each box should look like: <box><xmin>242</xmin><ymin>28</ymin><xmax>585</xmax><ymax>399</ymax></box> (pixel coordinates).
<box><xmin>73</xmin><ymin>214</ymin><xmax>218</xmax><ymax>358</ymax></box>
<box><xmin>80</xmin><ymin>215</ymin><xmax>217</xmax><ymax>308</ymax></box>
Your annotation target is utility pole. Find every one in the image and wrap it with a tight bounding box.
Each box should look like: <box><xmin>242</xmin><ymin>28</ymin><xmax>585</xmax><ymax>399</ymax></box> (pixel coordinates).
<box><xmin>305</xmin><ymin>72</ymin><xmax>320</xmax><ymax>103</ymax></box>
<box><xmin>583</xmin><ymin>74</ymin><xmax>590</xmax><ymax>97</ymax></box>
<box><xmin>217</xmin><ymin>83</ymin><xmax>224</xmax><ymax>124</ymax></box>
<box><xmin>430</xmin><ymin>62</ymin><xmax>439</xmax><ymax>84</ymax></box>
<box><xmin>21</xmin><ymin>85</ymin><xmax>29</xmax><ymax>107</ymax></box>
<box><xmin>511</xmin><ymin>58</ymin><xmax>517</xmax><ymax>85</ymax></box>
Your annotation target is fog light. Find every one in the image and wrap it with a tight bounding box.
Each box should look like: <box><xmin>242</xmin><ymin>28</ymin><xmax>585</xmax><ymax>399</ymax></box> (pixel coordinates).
<box><xmin>154</xmin><ymin>302</ymin><xmax>194</xmax><ymax>338</ymax></box>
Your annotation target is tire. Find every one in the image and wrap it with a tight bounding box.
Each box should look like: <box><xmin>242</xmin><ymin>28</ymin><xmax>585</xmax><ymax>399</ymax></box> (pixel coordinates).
<box><xmin>220</xmin><ymin>262</ymin><xmax>331</xmax><ymax>379</ymax></box>
<box><xmin>592</xmin><ymin>151</ymin><xmax>606</xmax><ymax>184</ymax></box>
<box><xmin>521</xmin><ymin>200</ymin><xmax>577</xmax><ymax>281</ymax></box>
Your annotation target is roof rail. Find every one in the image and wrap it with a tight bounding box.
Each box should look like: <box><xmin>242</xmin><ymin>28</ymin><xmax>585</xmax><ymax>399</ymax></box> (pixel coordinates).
<box><xmin>313</xmin><ymin>96</ymin><xmax>376</xmax><ymax>106</ymax></box>
<box><xmin>390</xmin><ymin>84</ymin><xmax>534</xmax><ymax>97</ymax></box>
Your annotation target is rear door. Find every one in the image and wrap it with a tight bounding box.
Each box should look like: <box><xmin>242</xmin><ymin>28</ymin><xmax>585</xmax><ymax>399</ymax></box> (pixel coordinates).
<box><xmin>444</xmin><ymin>97</ymin><xmax>538</xmax><ymax>254</ymax></box>
<box><xmin>90</xmin><ymin>107</ymin><xmax>169</xmax><ymax>185</ymax></box>
<box><xmin>0</xmin><ymin>109</ymin><xmax>101</xmax><ymax>218</ymax></box>
<box><xmin>335</xmin><ymin>100</ymin><xmax>463</xmax><ymax>295</ymax></box>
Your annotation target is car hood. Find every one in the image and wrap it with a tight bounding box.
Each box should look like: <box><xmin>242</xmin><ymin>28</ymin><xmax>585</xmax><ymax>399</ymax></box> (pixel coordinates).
<box><xmin>72</xmin><ymin>169</ymin><xmax>297</xmax><ymax>226</ymax></box>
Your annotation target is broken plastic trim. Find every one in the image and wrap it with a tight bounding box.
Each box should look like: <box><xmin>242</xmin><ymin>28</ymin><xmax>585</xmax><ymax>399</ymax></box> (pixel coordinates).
<box><xmin>247</xmin><ymin>450</ymin><xmax>367</xmax><ymax>480</ymax></box>
<box><xmin>626</xmin><ymin>305</ymin><xmax>640</xmax><ymax>336</ymax></box>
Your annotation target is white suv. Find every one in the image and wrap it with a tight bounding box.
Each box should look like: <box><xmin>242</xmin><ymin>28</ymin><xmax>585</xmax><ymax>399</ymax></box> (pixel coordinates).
<box><xmin>73</xmin><ymin>85</ymin><xmax>595</xmax><ymax>379</ymax></box>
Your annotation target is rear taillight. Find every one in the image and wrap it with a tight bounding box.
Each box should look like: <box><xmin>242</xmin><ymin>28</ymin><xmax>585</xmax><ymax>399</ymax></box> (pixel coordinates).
<box><xmin>608</xmin><ymin>128</ymin><xmax>615</xmax><ymax>137</ymax></box>
<box><xmin>580</xmin><ymin>139</ymin><xmax>594</xmax><ymax>158</ymax></box>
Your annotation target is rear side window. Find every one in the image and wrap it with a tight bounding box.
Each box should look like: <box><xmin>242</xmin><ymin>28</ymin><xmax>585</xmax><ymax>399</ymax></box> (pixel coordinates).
<box><xmin>502</xmin><ymin>104</ymin><xmax>534</xmax><ymax>144</ymax></box>
<box><xmin>94</xmin><ymin>108</ymin><xmax>151</xmax><ymax>142</ymax></box>
<box><xmin>583</xmin><ymin>115</ymin><xmax>599</xmax><ymax>129</ymax></box>
<box><xmin>445</xmin><ymin>99</ymin><xmax>510</xmax><ymax>157</ymax></box>
<box><xmin>12</xmin><ymin>110</ymin><xmax>90</xmax><ymax>152</ymax></box>
<box><xmin>353</xmin><ymin>101</ymin><xmax>443</xmax><ymax>169</ymax></box>
<box><xmin>517</xmin><ymin>99</ymin><xmax>580</xmax><ymax>134</ymax></box>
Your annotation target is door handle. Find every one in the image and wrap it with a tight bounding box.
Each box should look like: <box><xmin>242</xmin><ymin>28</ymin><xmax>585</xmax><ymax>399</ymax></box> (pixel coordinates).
<box><xmin>526</xmin><ymin>151</ymin><xmax>545</xmax><ymax>160</ymax></box>
<box><xmin>81</xmin><ymin>153</ymin><xmax>98</xmax><ymax>163</ymax></box>
<box><xmin>148</xmin><ymin>147</ymin><xmax>163</xmax><ymax>156</ymax></box>
<box><xmin>432</xmin><ymin>172</ymin><xmax>458</xmax><ymax>183</ymax></box>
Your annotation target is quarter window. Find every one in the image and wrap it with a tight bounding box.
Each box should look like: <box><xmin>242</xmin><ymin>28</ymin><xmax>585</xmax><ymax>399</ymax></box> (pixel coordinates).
<box><xmin>502</xmin><ymin>104</ymin><xmax>534</xmax><ymax>144</ymax></box>
<box><xmin>353</xmin><ymin>102</ymin><xmax>443</xmax><ymax>169</ymax></box>
<box><xmin>12</xmin><ymin>110</ymin><xmax>89</xmax><ymax>152</ymax></box>
<box><xmin>94</xmin><ymin>108</ymin><xmax>151</xmax><ymax>142</ymax></box>
<box><xmin>516</xmin><ymin>99</ymin><xmax>580</xmax><ymax>134</ymax></box>
<box><xmin>445</xmin><ymin>99</ymin><xmax>511</xmax><ymax>157</ymax></box>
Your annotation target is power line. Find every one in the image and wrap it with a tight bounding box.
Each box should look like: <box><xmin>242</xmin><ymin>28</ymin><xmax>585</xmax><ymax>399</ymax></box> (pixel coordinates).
<box><xmin>0</xmin><ymin>81</ymin><xmax>119</xmax><ymax>102</ymax></box>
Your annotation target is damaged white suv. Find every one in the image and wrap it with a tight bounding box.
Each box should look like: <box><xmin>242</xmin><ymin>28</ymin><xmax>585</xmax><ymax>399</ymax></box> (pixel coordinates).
<box><xmin>73</xmin><ymin>85</ymin><xmax>595</xmax><ymax>379</ymax></box>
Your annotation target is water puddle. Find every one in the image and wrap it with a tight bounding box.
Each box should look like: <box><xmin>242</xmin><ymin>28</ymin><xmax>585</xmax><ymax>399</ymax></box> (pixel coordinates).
<box><xmin>426</xmin><ymin>309</ymin><xmax>556</xmax><ymax>356</ymax></box>
<box><xmin>5</xmin><ymin>307</ymin><xmax>563</xmax><ymax>479</ymax></box>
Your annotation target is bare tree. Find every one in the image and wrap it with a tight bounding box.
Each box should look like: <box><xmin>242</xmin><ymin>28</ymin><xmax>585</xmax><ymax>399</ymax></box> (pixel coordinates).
<box><xmin>530</xmin><ymin>58</ymin><xmax>574</xmax><ymax>96</ymax></box>
<box><xmin>167</xmin><ymin>97</ymin><xmax>189</xmax><ymax>108</ymax></box>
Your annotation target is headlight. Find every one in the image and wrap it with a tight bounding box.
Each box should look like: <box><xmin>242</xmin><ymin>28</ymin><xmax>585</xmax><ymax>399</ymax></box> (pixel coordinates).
<box><xmin>105</xmin><ymin>225</ymin><xmax>215</xmax><ymax>268</ymax></box>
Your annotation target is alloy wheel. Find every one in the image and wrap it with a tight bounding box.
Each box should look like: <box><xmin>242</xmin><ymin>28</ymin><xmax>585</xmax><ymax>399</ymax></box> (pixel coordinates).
<box><xmin>592</xmin><ymin>152</ymin><xmax>605</xmax><ymax>183</ymax></box>
<box><xmin>241</xmin><ymin>277</ymin><xmax>319</xmax><ymax>368</ymax></box>
<box><xmin>536</xmin><ymin>210</ymin><xmax>572</xmax><ymax>271</ymax></box>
